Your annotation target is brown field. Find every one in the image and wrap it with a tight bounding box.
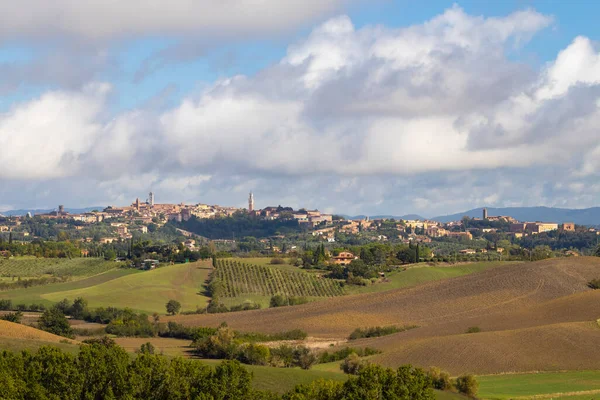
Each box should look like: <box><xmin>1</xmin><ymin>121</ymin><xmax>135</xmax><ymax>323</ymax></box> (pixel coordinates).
<box><xmin>0</xmin><ymin>320</ymin><xmax>79</xmax><ymax>345</ymax></box>
<box><xmin>165</xmin><ymin>257</ymin><xmax>600</xmax><ymax>374</ymax></box>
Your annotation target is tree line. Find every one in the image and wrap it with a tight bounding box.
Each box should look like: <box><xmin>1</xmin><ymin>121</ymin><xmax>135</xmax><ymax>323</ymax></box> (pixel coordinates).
<box><xmin>0</xmin><ymin>339</ymin><xmax>439</xmax><ymax>400</ymax></box>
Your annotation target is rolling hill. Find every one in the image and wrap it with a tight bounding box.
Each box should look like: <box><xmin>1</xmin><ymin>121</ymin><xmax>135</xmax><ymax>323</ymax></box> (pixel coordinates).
<box><xmin>41</xmin><ymin>260</ymin><xmax>212</xmax><ymax>314</ymax></box>
<box><xmin>167</xmin><ymin>257</ymin><xmax>600</xmax><ymax>374</ymax></box>
<box><xmin>0</xmin><ymin>320</ymin><xmax>78</xmax><ymax>344</ymax></box>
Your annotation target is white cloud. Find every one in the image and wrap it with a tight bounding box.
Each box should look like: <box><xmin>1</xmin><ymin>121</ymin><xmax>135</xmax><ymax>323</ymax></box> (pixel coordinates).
<box><xmin>0</xmin><ymin>0</ymin><xmax>348</xmax><ymax>42</ymax></box>
<box><xmin>0</xmin><ymin>83</ymin><xmax>110</xmax><ymax>179</ymax></box>
<box><xmin>3</xmin><ymin>6</ymin><xmax>600</xmax><ymax>215</ymax></box>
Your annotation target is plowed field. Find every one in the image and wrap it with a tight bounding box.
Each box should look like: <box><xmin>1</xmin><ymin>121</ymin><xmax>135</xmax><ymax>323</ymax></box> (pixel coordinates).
<box><xmin>166</xmin><ymin>257</ymin><xmax>600</xmax><ymax>374</ymax></box>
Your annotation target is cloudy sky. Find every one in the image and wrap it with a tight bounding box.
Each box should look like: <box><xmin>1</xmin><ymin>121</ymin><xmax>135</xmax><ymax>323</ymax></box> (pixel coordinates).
<box><xmin>1</xmin><ymin>0</ymin><xmax>600</xmax><ymax>217</ymax></box>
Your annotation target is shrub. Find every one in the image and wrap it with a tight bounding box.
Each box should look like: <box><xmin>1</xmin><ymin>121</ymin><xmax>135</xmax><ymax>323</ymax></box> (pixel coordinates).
<box><xmin>270</xmin><ymin>258</ymin><xmax>285</xmax><ymax>265</ymax></box>
<box><xmin>270</xmin><ymin>295</ymin><xmax>309</xmax><ymax>308</ymax></box>
<box><xmin>270</xmin><ymin>294</ymin><xmax>287</xmax><ymax>308</ymax></box>
<box><xmin>427</xmin><ymin>367</ymin><xmax>453</xmax><ymax>390</ymax></box>
<box><xmin>0</xmin><ymin>311</ymin><xmax>23</xmax><ymax>323</ymax></box>
<box><xmin>38</xmin><ymin>307</ymin><xmax>75</xmax><ymax>339</ymax></box>
<box><xmin>455</xmin><ymin>374</ymin><xmax>479</xmax><ymax>397</ymax></box>
<box><xmin>0</xmin><ymin>299</ymin><xmax>12</xmax><ymax>310</ymax></box>
<box><xmin>319</xmin><ymin>347</ymin><xmax>380</xmax><ymax>363</ymax></box>
<box><xmin>105</xmin><ymin>310</ymin><xmax>156</xmax><ymax>337</ymax></box>
<box><xmin>466</xmin><ymin>326</ymin><xmax>481</xmax><ymax>334</ymax></box>
<box><xmin>229</xmin><ymin>302</ymin><xmax>261</xmax><ymax>312</ymax></box>
<box><xmin>588</xmin><ymin>278</ymin><xmax>600</xmax><ymax>289</ymax></box>
<box><xmin>159</xmin><ymin>321</ymin><xmax>217</xmax><ymax>340</ymax></box>
<box><xmin>340</xmin><ymin>353</ymin><xmax>369</xmax><ymax>375</ymax></box>
<box><xmin>236</xmin><ymin>329</ymin><xmax>307</xmax><ymax>343</ymax></box>
<box><xmin>137</xmin><ymin>342</ymin><xmax>156</xmax><ymax>354</ymax></box>
<box><xmin>348</xmin><ymin>325</ymin><xmax>417</xmax><ymax>340</ymax></box>
<box><xmin>193</xmin><ymin>326</ymin><xmax>239</xmax><ymax>359</ymax></box>
<box><xmin>238</xmin><ymin>343</ymin><xmax>271</xmax><ymax>366</ymax></box>
<box><xmin>296</xmin><ymin>347</ymin><xmax>318</xmax><ymax>370</ymax></box>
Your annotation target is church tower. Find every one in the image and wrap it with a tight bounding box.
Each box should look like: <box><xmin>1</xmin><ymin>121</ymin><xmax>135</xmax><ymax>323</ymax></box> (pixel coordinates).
<box><xmin>248</xmin><ymin>192</ymin><xmax>254</xmax><ymax>213</ymax></box>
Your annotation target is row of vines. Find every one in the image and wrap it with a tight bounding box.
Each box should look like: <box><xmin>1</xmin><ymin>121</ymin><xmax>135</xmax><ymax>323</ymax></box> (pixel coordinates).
<box><xmin>213</xmin><ymin>260</ymin><xmax>345</xmax><ymax>298</ymax></box>
<box><xmin>0</xmin><ymin>257</ymin><xmax>117</xmax><ymax>278</ymax></box>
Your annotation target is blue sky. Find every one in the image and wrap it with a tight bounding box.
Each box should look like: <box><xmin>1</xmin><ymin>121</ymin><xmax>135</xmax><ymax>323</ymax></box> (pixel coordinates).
<box><xmin>1</xmin><ymin>1</ymin><xmax>599</xmax><ymax>216</ymax></box>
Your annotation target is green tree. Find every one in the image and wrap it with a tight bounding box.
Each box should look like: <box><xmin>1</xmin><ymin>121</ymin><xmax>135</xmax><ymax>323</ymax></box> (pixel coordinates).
<box><xmin>78</xmin><ymin>340</ymin><xmax>131</xmax><ymax>399</ymax></box>
<box><xmin>104</xmin><ymin>248</ymin><xmax>117</xmax><ymax>261</ymax></box>
<box><xmin>455</xmin><ymin>374</ymin><xmax>479</xmax><ymax>397</ymax></box>
<box><xmin>0</xmin><ymin>311</ymin><xmax>23</xmax><ymax>323</ymax></box>
<box><xmin>38</xmin><ymin>308</ymin><xmax>74</xmax><ymax>338</ymax></box>
<box><xmin>166</xmin><ymin>299</ymin><xmax>182</xmax><ymax>315</ymax></box>
<box><xmin>70</xmin><ymin>297</ymin><xmax>88</xmax><ymax>319</ymax></box>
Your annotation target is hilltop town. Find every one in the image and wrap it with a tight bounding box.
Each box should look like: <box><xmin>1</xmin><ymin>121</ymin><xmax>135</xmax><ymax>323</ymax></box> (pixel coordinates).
<box><xmin>1</xmin><ymin>192</ymin><xmax>597</xmax><ymax>264</ymax></box>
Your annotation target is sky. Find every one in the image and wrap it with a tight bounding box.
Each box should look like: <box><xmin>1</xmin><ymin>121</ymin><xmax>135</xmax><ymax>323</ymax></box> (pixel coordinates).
<box><xmin>1</xmin><ymin>0</ymin><xmax>600</xmax><ymax>217</ymax></box>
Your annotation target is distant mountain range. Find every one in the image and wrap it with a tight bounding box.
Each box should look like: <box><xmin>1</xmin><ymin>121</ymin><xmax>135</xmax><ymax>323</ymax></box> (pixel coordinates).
<box><xmin>343</xmin><ymin>207</ymin><xmax>600</xmax><ymax>226</ymax></box>
<box><xmin>0</xmin><ymin>207</ymin><xmax>104</xmax><ymax>217</ymax></box>
<box><xmin>342</xmin><ymin>214</ymin><xmax>426</xmax><ymax>221</ymax></box>
<box><xmin>431</xmin><ymin>207</ymin><xmax>600</xmax><ymax>226</ymax></box>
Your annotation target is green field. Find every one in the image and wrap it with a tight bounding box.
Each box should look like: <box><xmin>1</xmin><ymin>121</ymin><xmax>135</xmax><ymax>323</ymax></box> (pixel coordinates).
<box><xmin>0</xmin><ymin>257</ymin><xmax>119</xmax><ymax>278</ymax></box>
<box><xmin>347</xmin><ymin>261</ymin><xmax>513</xmax><ymax>295</ymax></box>
<box><xmin>478</xmin><ymin>371</ymin><xmax>600</xmax><ymax>399</ymax></box>
<box><xmin>0</xmin><ymin>269</ymin><xmax>139</xmax><ymax>307</ymax></box>
<box><xmin>40</xmin><ymin>261</ymin><xmax>212</xmax><ymax>314</ymax></box>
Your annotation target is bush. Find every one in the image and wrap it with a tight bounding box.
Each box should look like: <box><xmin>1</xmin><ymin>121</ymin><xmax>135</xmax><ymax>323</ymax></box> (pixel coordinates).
<box><xmin>340</xmin><ymin>353</ymin><xmax>369</xmax><ymax>375</ymax></box>
<box><xmin>466</xmin><ymin>326</ymin><xmax>481</xmax><ymax>334</ymax></box>
<box><xmin>455</xmin><ymin>374</ymin><xmax>479</xmax><ymax>397</ymax></box>
<box><xmin>348</xmin><ymin>325</ymin><xmax>417</xmax><ymax>340</ymax></box>
<box><xmin>296</xmin><ymin>347</ymin><xmax>318</xmax><ymax>370</ymax></box>
<box><xmin>427</xmin><ymin>367</ymin><xmax>453</xmax><ymax>390</ymax></box>
<box><xmin>105</xmin><ymin>310</ymin><xmax>156</xmax><ymax>337</ymax></box>
<box><xmin>270</xmin><ymin>258</ymin><xmax>286</xmax><ymax>265</ymax></box>
<box><xmin>236</xmin><ymin>329</ymin><xmax>307</xmax><ymax>343</ymax></box>
<box><xmin>0</xmin><ymin>311</ymin><xmax>23</xmax><ymax>323</ymax></box>
<box><xmin>238</xmin><ymin>343</ymin><xmax>271</xmax><ymax>366</ymax></box>
<box><xmin>0</xmin><ymin>299</ymin><xmax>12</xmax><ymax>310</ymax></box>
<box><xmin>270</xmin><ymin>295</ymin><xmax>310</xmax><ymax>308</ymax></box>
<box><xmin>319</xmin><ymin>347</ymin><xmax>380</xmax><ymax>363</ymax></box>
<box><xmin>159</xmin><ymin>321</ymin><xmax>217</xmax><ymax>340</ymax></box>
<box><xmin>269</xmin><ymin>294</ymin><xmax>287</xmax><ymax>308</ymax></box>
<box><xmin>193</xmin><ymin>326</ymin><xmax>239</xmax><ymax>359</ymax></box>
<box><xmin>229</xmin><ymin>302</ymin><xmax>261</xmax><ymax>312</ymax></box>
<box><xmin>38</xmin><ymin>307</ymin><xmax>75</xmax><ymax>339</ymax></box>
<box><xmin>137</xmin><ymin>342</ymin><xmax>156</xmax><ymax>354</ymax></box>
<box><xmin>588</xmin><ymin>278</ymin><xmax>600</xmax><ymax>289</ymax></box>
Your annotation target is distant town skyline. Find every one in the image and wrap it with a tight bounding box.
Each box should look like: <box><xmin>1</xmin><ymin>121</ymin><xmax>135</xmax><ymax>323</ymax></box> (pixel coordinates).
<box><xmin>1</xmin><ymin>1</ymin><xmax>600</xmax><ymax>216</ymax></box>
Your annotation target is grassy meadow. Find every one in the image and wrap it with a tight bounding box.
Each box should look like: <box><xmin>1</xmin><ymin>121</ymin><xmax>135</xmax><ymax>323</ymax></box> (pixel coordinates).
<box><xmin>0</xmin><ymin>259</ymin><xmax>212</xmax><ymax>314</ymax></box>
<box><xmin>0</xmin><ymin>268</ymin><xmax>140</xmax><ymax>307</ymax></box>
<box><xmin>478</xmin><ymin>370</ymin><xmax>600</xmax><ymax>399</ymax></box>
<box><xmin>41</xmin><ymin>261</ymin><xmax>213</xmax><ymax>314</ymax></box>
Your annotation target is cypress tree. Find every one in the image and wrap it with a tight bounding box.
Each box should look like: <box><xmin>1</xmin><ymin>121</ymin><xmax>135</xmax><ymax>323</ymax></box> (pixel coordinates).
<box><xmin>415</xmin><ymin>243</ymin><xmax>420</xmax><ymax>263</ymax></box>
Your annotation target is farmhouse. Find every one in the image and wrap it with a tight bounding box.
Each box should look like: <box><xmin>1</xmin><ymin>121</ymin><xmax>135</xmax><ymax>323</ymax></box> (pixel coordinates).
<box><xmin>332</xmin><ymin>251</ymin><xmax>357</xmax><ymax>266</ymax></box>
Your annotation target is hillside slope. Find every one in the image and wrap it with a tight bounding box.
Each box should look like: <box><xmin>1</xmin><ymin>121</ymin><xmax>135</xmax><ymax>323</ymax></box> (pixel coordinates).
<box><xmin>369</xmin><ymin>321</ymin><xmax>600</xmax><ymax>374</ymax></box>
<box><xmin>0</xmin><ymin>320</ymin><xmax>79</xmax><ymax>344</ymax></box>
<box><xmin>43</xmin><ymin>261</ymin><xmax>212</xmax><ymax>314</ymax></box>
<box><xmin>168</xmin><ymin>258</ymin><xmax>600</xmax><ymax>337</ymax></box>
